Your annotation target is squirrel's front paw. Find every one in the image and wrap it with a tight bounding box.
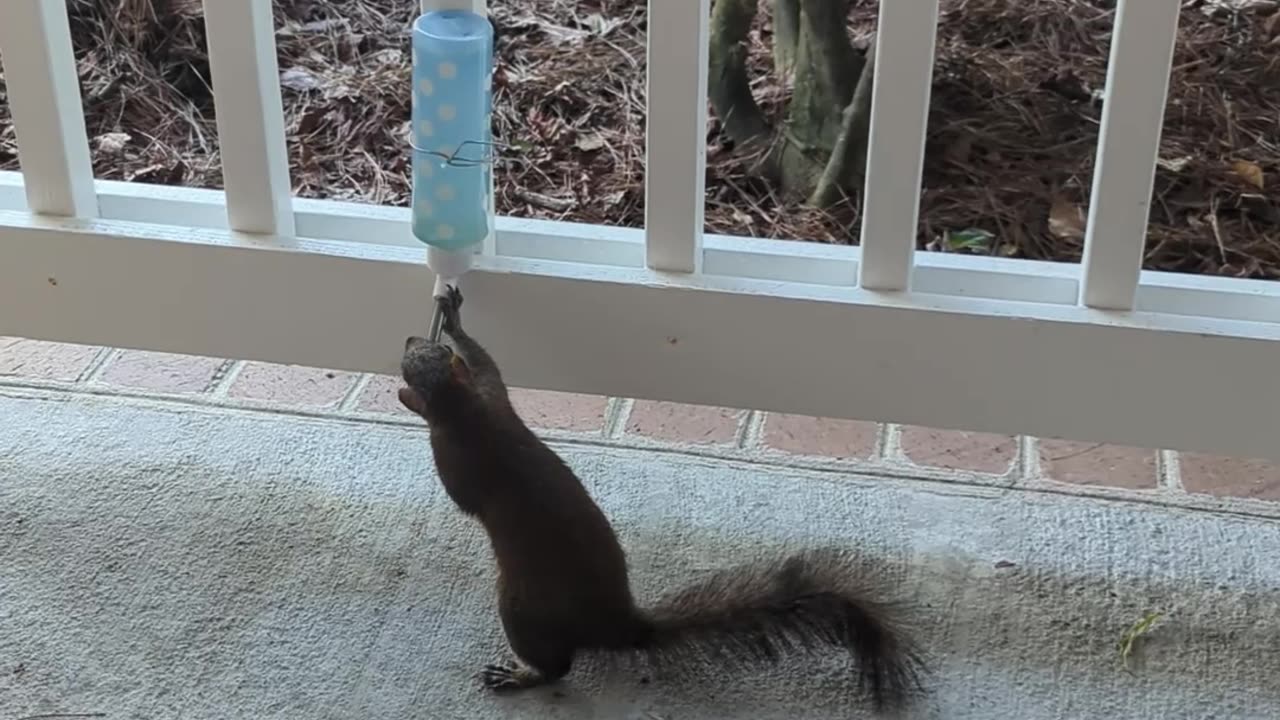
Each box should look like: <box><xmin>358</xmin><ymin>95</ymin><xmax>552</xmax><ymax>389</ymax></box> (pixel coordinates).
<box><xmin>441</xmin><ymin>285</ymin><xmax>464</xmax><ymax>333</ymax></box>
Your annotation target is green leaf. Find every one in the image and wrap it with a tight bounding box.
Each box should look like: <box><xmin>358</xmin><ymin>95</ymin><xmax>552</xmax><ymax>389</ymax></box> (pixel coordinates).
<box><xmin>1117</xmin><ymin>610</ymin><xmax>1164</xmax><ymax>675</ymax></box>
<box><xmin>946</xmin><ymin>228</ymin><xmax>995</xmax><ymax>252</ymax></box>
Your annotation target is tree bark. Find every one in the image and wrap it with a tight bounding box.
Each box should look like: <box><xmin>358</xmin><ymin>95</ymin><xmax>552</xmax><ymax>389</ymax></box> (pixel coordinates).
<box><xmin>776</xmin><ymin>0</ymin><xmax>861</xmax><ymax>196</ymax></box>
<box><xmin>706</xmin><ymin>0</ymin><xmax>876</xmax><ymax>203</ymax></box>
<box><xmin>809</xmin><ymin>38</ymin><xmax>875</xmax><ymax>208</ymax></box>
<box><xmin>772</xmin><ymin>0</ymin><xmax>800</xmax><ymax>77</ymax></box>
<box><xmin>708</xmin><ymin>0</ymin><xmax>776</xmax><ymax>176</ymax></box>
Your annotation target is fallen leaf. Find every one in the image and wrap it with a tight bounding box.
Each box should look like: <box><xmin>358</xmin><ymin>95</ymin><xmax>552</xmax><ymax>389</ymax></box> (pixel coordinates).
<box><xmin>1048</xmin><ymin>195</ymin><xmax>1086</xmax><ymax>240</ymax></box>
<box><xmin>280</xmin><ymin>67</ymin><xmax>321</xmax><ymax>92</ymax></box>
<box><xmin>298</xmin><ymin>18</ymin><xmax>350</xmax><ymax>34</ymax></box>
<box><xmin>1117</xmin><ymin>610</ymin><xmax>1164</xmax><ymax>675</ymax></box>
<box><xmin>582</xmin><ymin>13</ymin><xmax>627</xmax><ymax>36</ymax></box>
<box><xmin>1200</xmin><ymin>0</ymin><xmax>1279</xmax><ymax>18</ymax></box>
<box><xmin>1267</xmin><ymin>11</ymin><xmax>1280</xmax><ymax>36</ymax></box>
<box><xmin>946</xmin><ymin>228</ymin><xmax>994</xmax><ymax>253</ymax></box>
<box><xmin>1232</xmin><ymin>159</ymin><xmax>1265</xmax><ymax>190</ymax></box>
<box><xmin>574</xmin><ymin>134</ymin><xmax>607</xmax><ymax>152</ymax></box>
<box><xmin>94</xmin><ymin>132</ymin><xmax>131</xmax><ymax>155</ymax></box>
<box><xmin>1157</xmin><ymin>156</ymin><xmax>1192</xmax><ymax>172</ymax></box>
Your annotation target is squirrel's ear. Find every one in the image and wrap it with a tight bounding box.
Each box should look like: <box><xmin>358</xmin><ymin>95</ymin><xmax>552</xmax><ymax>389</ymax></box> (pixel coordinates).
<box><xmin>397</xmin><ymin>386</ymin><xmax>428</xmax><ymax>417</ymax></box>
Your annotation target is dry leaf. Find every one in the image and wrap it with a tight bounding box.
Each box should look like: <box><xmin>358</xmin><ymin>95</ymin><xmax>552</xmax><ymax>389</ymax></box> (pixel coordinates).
<box><xmin>1157</xmin><ymin>156</ymin><xmax>1192</xmax><ymax>173</ymax></box>
<box><xmin>574</xmin><ymin>134</ymin><xmax>606</xmax><ymax>152</ymax></box>
<box><xmin>1232</xmin><ymin>160</ymin><xmax>1265</xmax><ymax>190</ymax></box>
<box><xmin>1267</xmin><ymin>11</ymin><xmax>1280</xmax><ymax>37</ymax></box>
<box><xmin>1048</xmin><ymin>196</ymin><xmax>1086</xmax><ymax>240</ymax></box>
<box><xmin>280</xmin><ymin>67</ymin><xmax>320</xmax><ymax>92</ymax></box>
<box><xmin>1201</xmin><ymin>0</ymin><xmax>1279</xmax><ymax>17</ymax></box>
<box><xmin>94</xmin><ymin>132</ymin><xmax>131</xmax><ymax>155</ymax></box>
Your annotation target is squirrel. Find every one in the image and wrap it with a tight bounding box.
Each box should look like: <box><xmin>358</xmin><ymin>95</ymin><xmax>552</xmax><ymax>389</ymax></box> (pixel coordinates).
<box><xmin>397</xmin><ymin>286</ymin><xmax>928</xmax><ymax>713</ymax></box>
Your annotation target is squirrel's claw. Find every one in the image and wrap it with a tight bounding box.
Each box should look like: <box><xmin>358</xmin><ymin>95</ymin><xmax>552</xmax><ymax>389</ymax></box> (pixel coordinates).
<box><xmin>440</xmin><ymin>285</ymin><xmax>464</xmax><ymax>335</ymax></box>
<box><xmin>479</xmin><ymin>663</ymin><xmax>523</xmax><ymax>691</ymax></box>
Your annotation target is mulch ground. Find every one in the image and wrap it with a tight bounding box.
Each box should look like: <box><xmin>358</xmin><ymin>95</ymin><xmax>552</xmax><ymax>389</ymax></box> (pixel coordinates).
<box><xmin>1</xmin><ymin>0</ymin><xmax>1278</xmax><ymax>277</ymax></box>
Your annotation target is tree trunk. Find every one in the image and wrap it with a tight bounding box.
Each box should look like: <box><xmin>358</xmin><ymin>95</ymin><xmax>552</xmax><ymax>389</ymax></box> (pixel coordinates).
<box><xmin>772</xmin><ymin>0</ymin><xmax>800</xmax><ymax>77</ymax></box>
<box><xmin>708</xmin><ymin>0</ymin><xmax>777</xmax><ymax>178</ymax></box>
<box><xmin>706</xmin><ymin>0</ymin><xmax>872</xmax><ymax>202</ymax></box>
<box><xmin>776</xmin><ymin>0</ymin><xmax>861</xmax><ymax>197</ymax></box>
<box><xmin>810</xmin><ymin>37</ymin><xmax>875</xmax><ymax>208</ymax></box>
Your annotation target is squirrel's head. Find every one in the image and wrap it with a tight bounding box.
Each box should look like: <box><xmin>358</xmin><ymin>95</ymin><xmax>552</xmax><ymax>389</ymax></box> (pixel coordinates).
<box><xmin>398</xmin><ymin>335</ymin><xmax>474</xmax><ymax>421</ymax></box>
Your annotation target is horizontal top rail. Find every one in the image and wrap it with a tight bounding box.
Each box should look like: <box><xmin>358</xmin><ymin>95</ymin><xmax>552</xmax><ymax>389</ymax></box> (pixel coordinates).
<box><xmin>5</xmin><ymin>193</ymin><xmax>1280</xmax><ymax>461</ymax></box>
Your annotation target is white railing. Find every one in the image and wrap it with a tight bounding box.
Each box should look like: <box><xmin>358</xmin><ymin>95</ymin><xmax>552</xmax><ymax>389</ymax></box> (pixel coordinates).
<box><xmin>3</xmin><ymin>0</ymin><xmax>1279</xmax><ymax>461</ymax></box>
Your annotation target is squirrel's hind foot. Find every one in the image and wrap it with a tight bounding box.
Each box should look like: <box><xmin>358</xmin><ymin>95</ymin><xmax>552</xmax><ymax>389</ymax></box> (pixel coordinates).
<box><xmin>479</xmin><ymin>661</ymin><xmax>548</xmax><ymax>692</ymax></box>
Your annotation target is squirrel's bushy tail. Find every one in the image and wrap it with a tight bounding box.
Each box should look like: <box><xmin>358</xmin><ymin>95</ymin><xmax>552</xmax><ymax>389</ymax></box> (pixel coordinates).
<box><xmin>625</xmin><ymin>548</ymin><xmax>927</xmax><ymax>712</ymax></box>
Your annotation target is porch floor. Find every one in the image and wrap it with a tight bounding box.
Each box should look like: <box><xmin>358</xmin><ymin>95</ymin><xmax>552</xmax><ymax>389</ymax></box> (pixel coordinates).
<box><xmin>2</xmin><ymin>380</ymin><xmax>1278</xmax><ymax>719</ymax></box>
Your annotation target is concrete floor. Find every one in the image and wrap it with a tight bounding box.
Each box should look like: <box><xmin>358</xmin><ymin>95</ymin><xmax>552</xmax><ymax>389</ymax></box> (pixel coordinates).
<box><xmin>2</xmin><ymin>386</ymin><xmax>1278</xmax><ymax>719</ymax></box>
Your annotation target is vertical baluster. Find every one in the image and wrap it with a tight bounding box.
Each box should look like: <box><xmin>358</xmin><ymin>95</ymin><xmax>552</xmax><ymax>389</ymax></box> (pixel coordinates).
<box><xmin>857</xmin><ymin>0</ymin><xmax>941</xmax><ymax>291</ymax></box>
<box><xmin>643</xmin><ymin>0</ymin><xmax>712</xmax><ymax>273</ymax></box>
<box><xmin>202</xmin><ymin>0</ymin><xmax>295</xmax><ymax>235</ymax></box>
<box><xmin>0</xmin><ymin>0</ymin><xmax>97</xmax><ymax>217</ymax></box>
<box><xmin>1079</xmin><ymin>0</ymin><xmax>1181</xmax><ymax>310</ymax></box>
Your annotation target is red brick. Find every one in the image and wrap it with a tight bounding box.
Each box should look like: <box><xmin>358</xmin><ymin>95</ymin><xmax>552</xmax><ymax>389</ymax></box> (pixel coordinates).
<box><xmin>625</xmin><ymin>400</ymin><xmax>742</xmax><ymax>445</ymax></box>
<box><xmin>356</xmin><ymin>374</ymin><xmax>415</xmax><ymax>416</ymax></box>
<box><xmin>511</xmin><ymin>388</ymin><xmax>608</xmax><ymax>433</ymax></box>
<box><xmin>1038</xmin><ymin>440</ymin><xmax>1158</xmax><ymax>489</ymax></box>
<box><xmin>356</xmin><ymin>377</ymin><xmax>607</xmax><ymax>433</ymax></box>
<box><xmin>762</xmin><ymin>414</ymin><xmax>879</xmax><ymax>459</ymax></box>
<box><xmin>0</xmin><ymin>337</ymin><xmax>101</xmax><ymax>382</ymax></box>
<box><xmin>97</xmin><ymin>350</ymin><xmax>225</xmax><ymax>394</ymax></box>
<box><xmin>900</xmin><ymin>425</ymin><xmax>1018</xmax><ymax>474</ymax></box>
<box><xmin>1178</xmin><ymin>454</ymin><xmax>1280</xmax><ymax>500</ymax></box>
<box><xmin>227</xmin><ymin>362</ymin><xmax>357</xmax><ymax>408</ymax></box>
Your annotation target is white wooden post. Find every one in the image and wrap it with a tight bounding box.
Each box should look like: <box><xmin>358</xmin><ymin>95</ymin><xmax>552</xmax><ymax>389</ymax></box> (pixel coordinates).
<box><xmin>1079</xmin><ymin>0</ymin><xmax>1181</xmax><ymax>311</ymax></box>
<box><xmin>0</xmin><ymin>0</ymin><xmax>97</xmax><ymax>217</ymax></box>
<box><xmin>857</xmin><ymin>0</ymin><xmax>941</xmax><ymax>291</ymax></box>
<box><xmin>202</xmin><ymin>0</ymin><xmax>295</xmax><ymax>236</ymax></box>
<box><xmin>643</xmin><ymin>0</ymin><xmax>711</xmax><ymax>273</ymax></box>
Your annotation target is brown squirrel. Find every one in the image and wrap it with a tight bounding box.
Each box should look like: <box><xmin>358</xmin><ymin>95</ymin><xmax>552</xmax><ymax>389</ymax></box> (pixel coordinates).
<box><xmin>398</xmin><ymin>286</ymin><xmax>928</xmax><ymax>713</ymax></box>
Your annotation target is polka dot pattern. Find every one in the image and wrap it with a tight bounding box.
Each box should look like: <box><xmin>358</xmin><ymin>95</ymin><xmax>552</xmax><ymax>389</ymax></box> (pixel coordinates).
<box><xmin>411</xmin><ymin>26</ymin><xmax>492</xmax><ymax>249</ymax></box>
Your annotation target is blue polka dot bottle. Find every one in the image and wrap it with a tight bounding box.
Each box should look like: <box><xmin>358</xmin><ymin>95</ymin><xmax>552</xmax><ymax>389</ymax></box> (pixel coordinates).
<box><xmin>410</xmin><ymin>10</ymin><xmax>494</xmax><ymax>252</ymax></box>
